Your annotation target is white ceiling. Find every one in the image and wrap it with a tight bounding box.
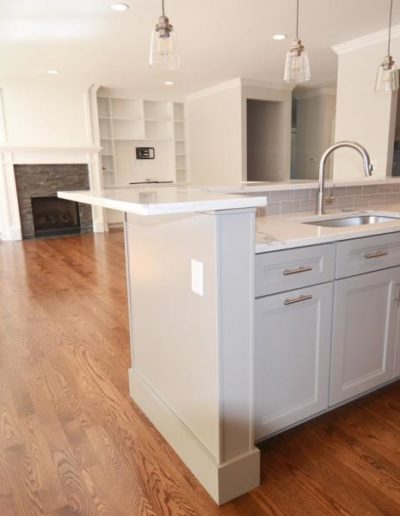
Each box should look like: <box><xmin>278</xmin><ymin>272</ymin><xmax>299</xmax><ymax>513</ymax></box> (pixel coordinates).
<box><xmin>0</xmin><ymin>0</ymin><xmax>399</xmax><ymax>96</ymax></box>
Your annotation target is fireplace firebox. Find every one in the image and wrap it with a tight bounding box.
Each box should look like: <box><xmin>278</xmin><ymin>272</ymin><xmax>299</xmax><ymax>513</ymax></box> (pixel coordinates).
<box><xmin>31</xmin><ymin>196</ymin><xmax>81</xmax><ymax>237</ymax></box>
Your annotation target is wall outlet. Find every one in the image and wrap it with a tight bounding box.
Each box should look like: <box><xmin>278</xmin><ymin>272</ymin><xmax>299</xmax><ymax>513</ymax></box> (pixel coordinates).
<box><xmin>191</xmin><ymin>259</ymin><xmax>204</xmax><ymax>296</ymax></box>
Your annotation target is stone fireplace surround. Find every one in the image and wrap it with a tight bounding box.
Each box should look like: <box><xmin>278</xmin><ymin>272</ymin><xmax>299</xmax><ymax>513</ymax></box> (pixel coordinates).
<box><xmin>14</xmin><ymin>164</ymin><xmax>93</xmax><ymax>239</ymax></box>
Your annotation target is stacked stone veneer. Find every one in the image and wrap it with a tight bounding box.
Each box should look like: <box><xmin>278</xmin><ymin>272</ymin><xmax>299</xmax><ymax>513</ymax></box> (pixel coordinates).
<box><xmin>14</xmin><ymin>164</ymin><xmax>93</xmax><ymax>239</ymax></box>
<box><xmin>258</xmin><ymin>183</ymin><xmax>400</xmax><ymax>217</ymax></box>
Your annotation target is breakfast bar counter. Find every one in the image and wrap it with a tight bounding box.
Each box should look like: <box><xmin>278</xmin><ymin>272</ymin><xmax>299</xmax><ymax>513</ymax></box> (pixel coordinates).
<box><xmin>58</xmin><ymin>185</ymin><xmax>267</xmax><ymax>505</ymax></box>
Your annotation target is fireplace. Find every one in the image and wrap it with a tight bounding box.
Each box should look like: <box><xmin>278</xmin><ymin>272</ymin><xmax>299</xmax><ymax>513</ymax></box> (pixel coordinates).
<box><xmin>14</xmin><ymin>164</ymin><xmax>93</xmax><ymax>239</ymax></box>
<box><xmin>31</xmin><ymin>196</ymin><xmax>81</xmax><ymax>237</ymax></box>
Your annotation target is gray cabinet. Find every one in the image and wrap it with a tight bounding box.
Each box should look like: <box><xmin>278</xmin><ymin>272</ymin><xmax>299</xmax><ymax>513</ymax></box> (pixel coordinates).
<box><xmin>254</xmin><ymin>232</ymin><xmax>400</xmax><ymax>441</ymax></box>
<box><xmin>329</xmin><ymin>267</ymin><xmax>400</xmax><ymax>406</ymax></box>
<box><xmin>255</xmin><ymin>283</ymin><xmax>333</xmax><ymax>440</ymax></box>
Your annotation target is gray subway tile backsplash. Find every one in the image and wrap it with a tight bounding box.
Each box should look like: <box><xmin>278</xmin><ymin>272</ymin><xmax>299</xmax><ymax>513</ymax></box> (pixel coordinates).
<box><xmin>263</xmin><ymin>184</ymin><xmax>400</xmax><ymax>216</ymax></box>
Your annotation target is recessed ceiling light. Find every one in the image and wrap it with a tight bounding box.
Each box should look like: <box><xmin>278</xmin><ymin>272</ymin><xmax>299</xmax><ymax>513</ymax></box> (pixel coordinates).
<box><xmin>111</xmin><ymin>3</ymin><xmax>130</xmax><ymax>11</ymax></box>
<box><xmin>164</xmin><ymin>81</ymin><xmax>174</xmax><ymax>86</ymax></box>
<box><xmin>47</xmin><ymin>70</ymin><xmax>60</xmax><ymax>75</ymax></box>
<box><xmin>273</xmin><ymin>34</ymin><xmax>287</xmax><ymax>41</ymax></box>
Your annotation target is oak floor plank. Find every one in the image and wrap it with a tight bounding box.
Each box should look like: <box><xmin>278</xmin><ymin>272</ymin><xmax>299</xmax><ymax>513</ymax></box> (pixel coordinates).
<box><xmin>0</xmin><ymin>451</ymin><xmax>17</xmax><ymax>516</ymax></box>
<box><xmin>3</xmin><ymin>232</ymin><xmax>400</xmax><ymax>515</ymax></box>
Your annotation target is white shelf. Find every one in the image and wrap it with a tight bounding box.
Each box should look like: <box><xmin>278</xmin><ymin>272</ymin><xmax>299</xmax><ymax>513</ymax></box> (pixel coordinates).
<box><xmin>97</xmin><ymin>94</ymin><xmax>188</xmax><ymax>199</ymax></box>
<box><xmin>114</xmin><ymin>138</ymin><xmax>174</xmax><ymax>142</ymax></box>
<box><xmin>145</xmin><ymin>118</ymin><xmax>173</xmax><ymax>122</ymax></box>
<box><xmin>112</xmin><ymin>116</ymin><xmax>142</xmax><ymax>121</ymax></box>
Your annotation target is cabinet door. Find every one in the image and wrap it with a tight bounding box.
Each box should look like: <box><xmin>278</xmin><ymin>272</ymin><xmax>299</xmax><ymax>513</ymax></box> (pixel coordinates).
<box><xmin>254</xmin><ymin>283</ymin><xmax>332</xmax><ymax>441</ymax></box>
<box><xmin>330</xmin><ymin>267</ymin><xmax>400</xmax><ymax>406</ymax></box>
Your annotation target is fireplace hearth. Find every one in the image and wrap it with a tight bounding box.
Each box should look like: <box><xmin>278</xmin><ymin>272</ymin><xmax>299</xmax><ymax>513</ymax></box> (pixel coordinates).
<box><xmin>31</xmin><ymin>196</ymin><xmax>81</xmax><ymax>237</ymax></box>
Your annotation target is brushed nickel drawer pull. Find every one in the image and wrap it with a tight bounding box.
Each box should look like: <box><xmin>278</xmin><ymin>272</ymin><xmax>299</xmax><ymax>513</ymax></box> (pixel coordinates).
<box><xmin>283</xmin><ymin>265</ymin><xmax>313</xmax><ymax>276</ymax></box>
<box><xmin>284</xmin><ymin>294</ymin><xmax>313</xmax><ymax>305</ymax></box>
<box><xmin>364</xmin><ymin>250</ymin><xmax>388</xmax><ymax>259</ymax></box>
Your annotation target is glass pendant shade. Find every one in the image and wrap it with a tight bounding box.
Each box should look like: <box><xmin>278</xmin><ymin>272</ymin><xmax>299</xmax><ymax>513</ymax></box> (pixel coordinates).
<box><xmin>149</xmin><ymin>27</ymin><xmax>180</xmax><ymax>70</ymax></box>
<box><xmin>375</xmin><ymin>58</ymin><xmax>399</xmax><ymax>92</ymax></box>
<box><xmin>376</xmin><ymin>0</ymin><xmax>399</xmax><ymax>92</ymax></box>
<box><xmin>283</xmin><ymin>1</ymin><xmax>310</xmax><ymax>84</ymax></box>
<box><xmin>283</xmin><ymin>40</ymin><xmax>310</xmax><ymax>83</ymax></box>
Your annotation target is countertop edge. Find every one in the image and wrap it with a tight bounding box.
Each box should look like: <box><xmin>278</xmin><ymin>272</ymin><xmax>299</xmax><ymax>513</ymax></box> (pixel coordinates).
<box><xmin>58</xmin><ymin>189</ymin><xmax>267</xmax><ymax>216</ymax></box>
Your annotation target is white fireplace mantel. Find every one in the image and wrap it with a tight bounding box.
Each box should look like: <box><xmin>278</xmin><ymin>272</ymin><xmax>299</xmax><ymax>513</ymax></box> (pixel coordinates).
<box><xmin>0</xmin><ymin>145</ymin><xmax>105</xmax><ymax>240</ymax></box>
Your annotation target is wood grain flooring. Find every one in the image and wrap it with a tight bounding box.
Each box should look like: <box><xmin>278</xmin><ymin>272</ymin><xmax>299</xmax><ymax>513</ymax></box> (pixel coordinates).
<box><xmin>2</xmin><ymin>231</ymin><xmax>400</xmax><ymax>515</ymax></box>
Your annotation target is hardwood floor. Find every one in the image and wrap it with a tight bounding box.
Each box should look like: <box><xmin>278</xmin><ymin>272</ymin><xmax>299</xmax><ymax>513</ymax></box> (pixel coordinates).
<box><xmin>2</xmin><ymin>232</ymin><xmax>400</xmax><ymax>515</ymax></box>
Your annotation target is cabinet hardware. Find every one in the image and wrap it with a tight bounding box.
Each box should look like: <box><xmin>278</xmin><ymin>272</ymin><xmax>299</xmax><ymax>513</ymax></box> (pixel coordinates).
<box><xmin>284</xmin><ymin>294</ymin><xmax>313</xmax><ymax>305</ymax></box>
<box><xmin>283</xmin><ymin>265</ymin><xmax>313</xmax><ymax>276</ymax></box>
<box><xmin>364</xmin><ymin>250</ymin><xmax>388</xmax><ymax>259</ymax></box>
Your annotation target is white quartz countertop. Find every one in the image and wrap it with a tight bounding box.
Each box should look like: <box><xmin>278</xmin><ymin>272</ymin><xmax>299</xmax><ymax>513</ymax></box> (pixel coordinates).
<box><xmin>58</xmin><ymin>185</ymin><xmax>266</xmax><ymax>216</ymax></box>
<box><xmin>256</xmin><ymin>204</ymin><xmax>400</xmax><ymax>253</ymax></box>
<box><xmin>209</xmin><ymin>177</ymin><xmax>400</xmax><ymax>193</ymax></box>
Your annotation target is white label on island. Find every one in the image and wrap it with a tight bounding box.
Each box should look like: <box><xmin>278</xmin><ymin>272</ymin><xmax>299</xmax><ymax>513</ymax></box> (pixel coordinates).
<box><xmin>191</xmin><ymin>259</ymin><xmax>204</xmax><ymax>296</ymax></box>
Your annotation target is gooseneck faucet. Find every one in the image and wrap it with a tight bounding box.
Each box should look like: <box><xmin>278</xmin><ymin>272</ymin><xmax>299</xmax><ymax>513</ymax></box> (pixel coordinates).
<box><xmin>317</xmin><ymin>141</ymin><xmax>373</xmax><ymax>215</ymax></box>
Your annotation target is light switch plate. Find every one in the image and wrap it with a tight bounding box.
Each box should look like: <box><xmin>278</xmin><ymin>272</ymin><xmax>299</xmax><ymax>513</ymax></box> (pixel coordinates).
<box><xmin>191</xmin><ymin>259</ymin><xmax>204</xmax><ymax>296</ymax></box>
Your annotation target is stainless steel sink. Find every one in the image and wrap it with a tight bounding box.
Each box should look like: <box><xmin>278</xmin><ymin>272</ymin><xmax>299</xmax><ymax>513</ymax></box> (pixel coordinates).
<box><xmin>304</xmin><ymin>215</ymin><xmax>400</xmax><ymax>228</ymax></box>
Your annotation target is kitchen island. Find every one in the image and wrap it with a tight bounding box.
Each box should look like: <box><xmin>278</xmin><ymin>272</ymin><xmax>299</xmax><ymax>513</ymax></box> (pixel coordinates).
<box><xmin>59</xmin><ymin>182</ymin><xmax>400</xmax><ymax>505</ymax></box>
<box><xmin>58</xmin><ymin>185</ymin><xmax>267</xmax><ymax>505</ymax></box>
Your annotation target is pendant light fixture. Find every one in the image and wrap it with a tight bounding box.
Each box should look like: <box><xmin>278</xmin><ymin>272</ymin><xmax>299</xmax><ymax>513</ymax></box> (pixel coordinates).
<box><xmin>283</xmin><ymin>0</ymin><xmax>310</xmax><ymax>83</ymax></box>
<box><xmin>149</xmin><ymin>0</ymin><xmax>181</xmax><ymax>70</ymax></box>
<box><xmin>375</xmin><ymin>0</ymin><xmax>399</xmax><ymax>92</ymax></box>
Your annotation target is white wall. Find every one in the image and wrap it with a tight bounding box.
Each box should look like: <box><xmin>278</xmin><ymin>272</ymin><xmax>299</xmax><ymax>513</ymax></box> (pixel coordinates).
<box><xmin>0</xmin><ymin>79</ymin><xmax>92</xmax><ymax>147</ymax></box>
<box><xmin>333</xmin><ymin>33</ymin><xmax>400</xmax><ymax>181</ymax></box>
<box><xmin>187</xmin><ymin>79</ymin><xmax>292</xmax><ymax>186</ymax></box>
<box><xmin>295</xmin><ymin>90</ymin><xmax>336</xmax><ymax>179</ymax></box>
<box><xmin>187</xmin><ymin>80</ymin><xmax>243</xmax><ymax>186</ymax></box>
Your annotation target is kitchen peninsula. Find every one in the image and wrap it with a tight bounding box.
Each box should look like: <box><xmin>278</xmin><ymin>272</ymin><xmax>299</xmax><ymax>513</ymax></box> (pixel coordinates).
<box><xmin>59</xmin><ymin>180</ymin><xmax>400</xmax><ymax>505</ymax></box>
<box><xmin>59</xmin><ymin>185</ymin><xmax>267</xmax><ymax>505</ymax></box>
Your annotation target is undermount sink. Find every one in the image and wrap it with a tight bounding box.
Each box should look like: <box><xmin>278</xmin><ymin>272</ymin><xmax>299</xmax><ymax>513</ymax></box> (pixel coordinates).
<box><xmin>304</xmin><ymin>215</ymin><xmax>400</xmax><ymax>228</ymax></box>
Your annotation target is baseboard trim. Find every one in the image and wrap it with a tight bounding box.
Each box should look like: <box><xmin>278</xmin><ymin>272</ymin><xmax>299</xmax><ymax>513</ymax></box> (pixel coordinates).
<box><xmin>128</xmin><ymin>369</ymin><xmax>260</xmax><ymax>504</ymax></box>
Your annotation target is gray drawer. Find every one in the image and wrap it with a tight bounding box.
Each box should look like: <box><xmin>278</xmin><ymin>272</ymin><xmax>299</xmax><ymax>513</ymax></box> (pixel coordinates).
<box><xmin>336</xmin><ymin>232</ymin><xmax>400</xmax><ymax>279</ymax></box>
<box><xmin>255</xmin><ymin>243</ymin><xmax>335</xmax><ymax>297</ymax></box>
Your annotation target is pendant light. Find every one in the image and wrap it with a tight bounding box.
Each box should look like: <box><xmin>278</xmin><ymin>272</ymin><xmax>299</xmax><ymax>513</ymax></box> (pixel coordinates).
<box><xmin>149</xmin><ymin>0</ymin><xmax>181</xmax><ymax>70</ymax></box>
<box><xmin>283</xmin><ymin>0</ymin><xmax>310</xmax><ymax>83</ymax></box>
<box><xmin>375</xmin><ymin>0</ymin><xmax>399</xmax><ymax>92</ymax></box>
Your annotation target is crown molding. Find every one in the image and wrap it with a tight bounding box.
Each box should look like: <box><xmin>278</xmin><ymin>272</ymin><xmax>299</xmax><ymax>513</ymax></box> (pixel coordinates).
<box><xmin>187</xmin><ymin>77</ymin><xmax>294</xmax><ymax>101</ymax></box>
<box><xmin>186</xmin><ymin>79</ymin><xmax>242</xmax><ymax>101</ymax></box>
<box><xmin>332</xmin><ymin>24</ymin><xmax>400</xmax><ymax>55</ymax></box>
<box><xmin>239</xmin><ymin>77</ymin><xmax>295</xmax><ymax>91</ymax></box>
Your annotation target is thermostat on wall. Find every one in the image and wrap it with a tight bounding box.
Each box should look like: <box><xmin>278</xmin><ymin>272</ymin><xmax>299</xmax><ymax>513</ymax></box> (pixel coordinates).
<box><xmin>136</xmin><ymin>147</ymin><xmax>155</xmax><ymax>159</ymax></box>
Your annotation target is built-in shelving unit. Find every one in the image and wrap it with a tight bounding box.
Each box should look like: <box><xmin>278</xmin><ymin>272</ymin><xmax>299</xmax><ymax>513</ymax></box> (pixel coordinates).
<box><xmin>97</xmin><ymin>95</ymin><xmax>188</xmax><ymax>188</ymax></box>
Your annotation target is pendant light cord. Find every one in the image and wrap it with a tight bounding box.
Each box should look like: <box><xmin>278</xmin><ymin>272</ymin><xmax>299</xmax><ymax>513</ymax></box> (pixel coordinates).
<box><xmin>388</xmin><ymin>0</ymin><xmax>393</xmax><ymax>55</ymax></box>
<box><xmin>162</xmin><ymin>0</ymin><xmax>165</xmax><ymax>17</ymax></box>
<box><xmin>296</xmin><ymin>0</ymin><xmax>299</xmax><ymax>40</ymax></box>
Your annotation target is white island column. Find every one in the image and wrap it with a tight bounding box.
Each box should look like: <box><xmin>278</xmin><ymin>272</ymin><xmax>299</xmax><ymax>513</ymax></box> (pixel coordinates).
<box><xmin>58</xmin><ymin>186</ymin><xmax>266</xmax><ymax>504</ymax></box>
